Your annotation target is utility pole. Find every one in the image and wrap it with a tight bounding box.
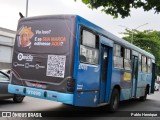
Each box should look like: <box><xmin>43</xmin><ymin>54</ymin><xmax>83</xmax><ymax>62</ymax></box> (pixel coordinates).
<box><xmin>26</xmin><ymin>0</ymin><xmax>28</xmax><ymax>17</ymax></box>
<box><xmin>119</xmin><ymin>23</ymin><xmax>148</xmax><ymax>44</ymax></box>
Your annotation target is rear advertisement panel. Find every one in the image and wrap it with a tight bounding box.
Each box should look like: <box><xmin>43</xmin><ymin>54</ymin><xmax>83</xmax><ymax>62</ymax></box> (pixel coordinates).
<box><xmin>12</xmin><ymin>16</ymin><xmax>75</xmax><ymax>92</ymax></box>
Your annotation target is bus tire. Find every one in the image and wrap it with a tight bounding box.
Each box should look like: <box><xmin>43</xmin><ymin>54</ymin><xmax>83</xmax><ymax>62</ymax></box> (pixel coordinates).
<box><xmin>108</xmin><ymin>88</ymin><xmax>120</xmax><ymax>112</ymax></box>
<box><xmin>13</xmin><ymin>94</ymin><xmax>24</xmax><ymax>103</ymax></box>
<box><xmin>139</xmin><ymin>87</ymin><xmax>147</xmax><ymax>101</ymax></box>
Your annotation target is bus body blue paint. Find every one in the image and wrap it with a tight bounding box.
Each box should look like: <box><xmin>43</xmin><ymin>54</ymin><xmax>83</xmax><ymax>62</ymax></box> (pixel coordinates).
<box><xmin>8</xmin><ymin>84</ymin><xmax>73</xmax><ymax>105</ymax></box>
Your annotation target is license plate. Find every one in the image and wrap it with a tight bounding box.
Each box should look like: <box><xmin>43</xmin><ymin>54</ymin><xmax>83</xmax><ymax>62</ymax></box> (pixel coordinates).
<box><xmin>27</xmin><ymin>89</ymin><xmax>42</xmax><ymax>97</ymax></box>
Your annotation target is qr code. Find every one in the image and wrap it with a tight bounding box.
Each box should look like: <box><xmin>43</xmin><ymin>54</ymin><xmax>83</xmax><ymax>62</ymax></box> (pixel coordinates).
<box><xmin>46</xmin><ymin>55</ymin><xmax>66</xmax><ymax>78</ymax></box>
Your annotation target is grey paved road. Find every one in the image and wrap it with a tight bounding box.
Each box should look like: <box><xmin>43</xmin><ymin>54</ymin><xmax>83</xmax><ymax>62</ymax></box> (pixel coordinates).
<box><xmin>0</xmin><ymin>91</ymin><xmax>160</xmax><ymax>119</ymax></box>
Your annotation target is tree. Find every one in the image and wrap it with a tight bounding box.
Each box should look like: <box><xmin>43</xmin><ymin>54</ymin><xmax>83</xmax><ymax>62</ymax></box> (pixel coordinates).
<box><xmin>122</xmin><ymin>30</ymin><xmax>160</xmax><ymax>74</ymax></box>
<box><xmin>80</xmin><ymin>0</ymin><xmax>160</xmax><ymax>18</ymax></box>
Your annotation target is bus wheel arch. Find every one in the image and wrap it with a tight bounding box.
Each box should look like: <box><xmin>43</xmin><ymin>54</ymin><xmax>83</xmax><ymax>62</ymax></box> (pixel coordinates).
<box><xmin>113</xmin><ymin>85</ymin><xmax>121</xmax><ymax>94</ymax></box>
<box><xmin>108</xmin><ymin>85</ymin><xmax>121</xmax><ymax>112</ymax></box>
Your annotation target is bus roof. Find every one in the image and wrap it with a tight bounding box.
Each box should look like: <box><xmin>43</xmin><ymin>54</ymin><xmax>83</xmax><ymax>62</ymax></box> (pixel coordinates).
<box><xmin>19</xmin><ymin>15</ymin><xmax>155</xmax><ymax>59</ymax></box>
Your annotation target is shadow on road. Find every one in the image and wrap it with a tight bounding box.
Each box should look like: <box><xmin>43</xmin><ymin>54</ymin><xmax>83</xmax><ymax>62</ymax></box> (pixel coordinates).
<box><xmin>39</xmin><ymin>98</ymin><xmax>157</xmax><ymax>117</ymax></box>
<box><xmin>0</xmin><ymin>96</ymin><xmax>159</xmax><ymax>118</ymax></box>
<box><xmin>0</xmin><ymin>99</ymin><xmax>26</xmax><ymax>106</ymax></box>
<box><xmin>0</xmin><ymin>99</ymin><xmax>15</xmax><ymax>105</ymax></box>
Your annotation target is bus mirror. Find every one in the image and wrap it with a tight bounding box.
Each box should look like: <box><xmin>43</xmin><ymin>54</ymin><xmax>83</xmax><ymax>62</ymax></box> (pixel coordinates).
<box><xmin>19</xmin><ymin>12</ymin><xmax>24</xmax><ymax>19</ymax></box>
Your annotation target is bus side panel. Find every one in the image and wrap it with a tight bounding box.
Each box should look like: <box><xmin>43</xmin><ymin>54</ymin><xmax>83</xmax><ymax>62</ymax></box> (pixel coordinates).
<box><xmin>146</xmin><ymin>74</ymin><xmax>152</xmax><ymax>93</ymax></box>
<box><xmin>111</xmin><ymin>69</ymin><xmax>121</xmax><ymax>90</ymax></box>
<box><xmin>76</xmin><ymin>64</ymin><xmax>100</xmax><ymax>91</ymax></box>
<box><xmin>120</xmin><ymin>89</ymin><xmax>131</xmax><ymax>101</ymax></box>
<box><xmin>111</xmin><ymin>69</ymin><xmax>132</xmax><ymax>101</ymax></box>
<box><xmin>136</xmin><ymin>73</ymin><xmax>152</xmax><ymax>97</ymax></box>
<box><xmin>73</xmin><ymin>18</ymin><xmax>100</xmax><ymax>107</ymax></box>
<box><xmin>136</xmin><ymin>72</ymin><xmax>146</xmax><ymax>97</ymax></box>
<box><xmin>74</xmin><ymin>91</ymin><xmax>99</xmax><ymax>107</ymax></box>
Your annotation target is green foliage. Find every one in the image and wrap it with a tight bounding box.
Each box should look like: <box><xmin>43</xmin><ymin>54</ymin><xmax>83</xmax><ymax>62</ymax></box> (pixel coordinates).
<box><xmin>122</xmin><ymin>30</ymin><xmax>160</xmax><ymax>74</ymax></box>
<box><xmin>79</xmin><ymin>0</ymin><xmax>160</xmax><ymax>18</ymax></box>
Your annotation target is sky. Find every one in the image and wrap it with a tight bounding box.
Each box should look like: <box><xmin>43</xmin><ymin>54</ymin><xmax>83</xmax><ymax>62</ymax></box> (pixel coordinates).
<box><xmin>0</xmin><ymin>0</ymin><xmax>160</xmax><ymax>38</ymax></box>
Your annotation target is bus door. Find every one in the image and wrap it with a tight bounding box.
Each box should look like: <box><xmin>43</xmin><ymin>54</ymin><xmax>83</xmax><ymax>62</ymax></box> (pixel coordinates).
<box><xmin>99</xmin><ymin>44</ymin><xmax>108</xmax><ymax>103</ymax></box>
<box><xmin>131</xmin><ymin>56</ymin><xmax>138</xmax><ymax>97</ymax></box>
<box><xmin>99</xmin><ymin>36</ymin><xmax>113</xmax><ymax>104</ymax></box>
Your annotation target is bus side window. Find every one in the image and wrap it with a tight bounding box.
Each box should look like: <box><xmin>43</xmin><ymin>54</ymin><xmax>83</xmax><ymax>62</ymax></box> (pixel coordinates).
<box><xmin>124</xmin><ymin>49</ymin><xmax>131</xmax><ymax>70</ymax></box>
<box><xmin>113</xmin><ymin>44</ymin><xmax>124</xmax><ymax>69</ymax></box>
<box><xmin>80</xmin><ymin>29</ymin><xmax>99</xmax><ymax>65</ymax></box>
<box><xmin>147</xmin><ymin>58</ymin><xmax>151</xmax><ymax>73</ymax></box>
<box><xmin>139</xmin><ymin>54</ymin><xmax>142</xmax><ymax>72</ymax></box>
<box><xmin>142</xmin><ymin>55</ymin><xmax>147</xmax><ymax>72</ymax></box>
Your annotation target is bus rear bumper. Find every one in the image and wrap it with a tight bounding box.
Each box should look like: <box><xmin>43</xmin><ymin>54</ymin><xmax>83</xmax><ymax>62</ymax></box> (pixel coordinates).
<box><xmin>8</xmin><ymin>84</ymin><xmax>73</xmax><ymax>105</ymax></box>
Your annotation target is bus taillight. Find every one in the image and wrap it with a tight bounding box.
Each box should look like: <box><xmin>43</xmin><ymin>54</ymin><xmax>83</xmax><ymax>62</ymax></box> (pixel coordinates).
<box><xmin>67</xmin><ymin>78</ymin><xmax>75</xmax><ymax>93</ymax></box>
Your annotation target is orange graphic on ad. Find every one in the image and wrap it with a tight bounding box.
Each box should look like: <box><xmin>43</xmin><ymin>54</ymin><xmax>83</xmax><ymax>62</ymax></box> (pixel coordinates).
<box><xmin>18</xmin><ymin>26</ymin><xmax>34</xmax><ymax>48</ymax></box>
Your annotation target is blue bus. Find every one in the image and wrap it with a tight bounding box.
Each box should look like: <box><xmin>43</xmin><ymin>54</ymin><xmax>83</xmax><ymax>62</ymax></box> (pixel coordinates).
<box><xmin>8</xmin><ymin>15</ymin><xmax>155</xmax><ymax>112</ymax></box>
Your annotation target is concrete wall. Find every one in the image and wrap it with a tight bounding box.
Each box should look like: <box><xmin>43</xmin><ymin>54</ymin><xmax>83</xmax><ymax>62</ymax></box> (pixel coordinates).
<box><xmin>0</xmin><ymin>27</ymin><xmax>16</xmax><ymax>69</ymax></box>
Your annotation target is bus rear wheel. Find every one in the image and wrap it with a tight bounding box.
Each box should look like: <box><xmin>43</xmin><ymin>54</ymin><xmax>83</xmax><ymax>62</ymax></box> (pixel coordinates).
<box><xmin>139</xmin><ymin>87</ymin><xmax>147</xmax><ymax>101</ymax></box>
<box><xmin>108</xmin><ymin>88</ymin><xmax>120</xmax><ymax>112</ymax></box>
<box><xmin>13</xmin><ymin>94</ymin><xmax>24</xmax><ymax>103</ymax></box>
